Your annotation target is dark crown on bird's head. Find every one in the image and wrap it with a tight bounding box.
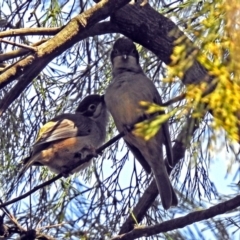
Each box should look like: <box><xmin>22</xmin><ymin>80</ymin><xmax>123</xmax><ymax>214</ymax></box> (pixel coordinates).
<box><xmin>110</xmin><ymin>37</ymin><xmax>139</xmax><ymax>63</ymax></box>
<box><xmin>76</xmin><ymin>94</ymin><xmax>104</xmax><ymax>116</ymax></box>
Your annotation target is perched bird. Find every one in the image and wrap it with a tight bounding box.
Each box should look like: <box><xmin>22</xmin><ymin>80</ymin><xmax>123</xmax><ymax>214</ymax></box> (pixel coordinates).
<box><xmin>19</xmin><ymin>94</ymin><xmax>108</xmax><ymax>178</ymax></box>
<box><xmin>104</xmin><ymin>37</ymin><xmax>178</xmax><ymax>209</ymax></box>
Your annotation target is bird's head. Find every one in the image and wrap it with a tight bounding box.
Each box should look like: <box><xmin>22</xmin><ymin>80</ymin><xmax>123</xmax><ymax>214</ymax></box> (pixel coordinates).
<box><xmin>76</xmin><ymin>94</ymin><xmax>107</xmax><ymax>120</ymax></box>
<box><xmin>110</xmin><ymin>37</ymin><xmax>142</xmax><ymax>74</ymax></box>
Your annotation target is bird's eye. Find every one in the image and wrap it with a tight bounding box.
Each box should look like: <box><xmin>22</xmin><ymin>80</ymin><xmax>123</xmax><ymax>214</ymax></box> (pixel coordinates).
<box><xmin>88</xmin><ymin>104</ymin><xmax>96</xmax><ymax>111</ymax></box>
<box><xmin>113</xmin><ymin>49</ymin><xmax>119</xmax><ymax>54</ymax></box>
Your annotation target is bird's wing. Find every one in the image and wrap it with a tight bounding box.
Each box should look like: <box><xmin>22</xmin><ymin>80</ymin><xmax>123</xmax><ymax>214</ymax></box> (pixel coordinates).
<box><xmin>125</xmin><ymin>141</ymin><xmax>151</xmax><ymax>173</ymax></box>
<box><xmin>135</xmin><ymin>73</ymin><xmax>174</xmax><ymax>168</ymax></box>
<box><xmin>152</xmin><ymin>88</ymin><xmax>174</xmax><ymax>168</ymax></box>
<box><xmin>33</xmin><ymin>113</ymin><xmax>93</xmax><ymax>148</ymax></box>
<box><xmin>18</xmin><ymin>114</ymin><xmax>94</xmax><ymax>177</ymax></box>
<box><xmin>17</xmin><ymin>153</ymin><xmax>43</xmax><ymax>180</ymax></box>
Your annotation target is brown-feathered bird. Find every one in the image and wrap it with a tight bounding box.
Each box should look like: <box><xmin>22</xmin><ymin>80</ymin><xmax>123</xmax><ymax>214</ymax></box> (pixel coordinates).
<box><xmin>19</xmin><ymin>94</ymin><xmax>108</xmax><ymax>178</ymax></box>
<box><xmin>104</xmin><ymin>37</ymin><xmax>177</xmax><ymax>209</ymax></box>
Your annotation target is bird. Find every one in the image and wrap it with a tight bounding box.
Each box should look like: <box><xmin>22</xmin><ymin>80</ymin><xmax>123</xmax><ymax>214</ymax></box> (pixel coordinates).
<box><xmin>104</xmin><ymin>37</ymin><xmax>178</xmax><ymax>209</ymax></box>
<box><xmin>19</xmin><ymin>94</ymin><xmax>108</xmax><ymax>178</ymax></box>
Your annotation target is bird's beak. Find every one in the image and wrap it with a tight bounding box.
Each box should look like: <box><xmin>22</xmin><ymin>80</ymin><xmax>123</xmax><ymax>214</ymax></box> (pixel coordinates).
<box><xmin>122</xmin><ymin>54</ymin><xmax>128</xmax><ymax>60</ymax></box>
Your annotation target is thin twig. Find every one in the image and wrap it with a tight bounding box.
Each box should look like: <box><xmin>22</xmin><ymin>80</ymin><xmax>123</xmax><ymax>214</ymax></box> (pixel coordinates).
<box><xmin>0</xmin><ymin>175</ymin><xmax>61</xmax><ymax>208</ymax></box>
<box><xmin>0</xmin><ymin>39</ymin><xmax>47</xmax><ymax>62</ymax></box>
<box><xmin>162</xmin><ymin>93</ymin><xmax>186</xmax><ymax>106</ymax></box>
<box><xmin>38</xmin><ymin>222</ymin><xmax>66</xmax><ymax>230</ymax></box>
<box><xmin>0</xmin><ymin>38</ymin><xmax>37</xmax><ymax>52</ymax></box>
<box><xmin>0</xmin><ymin>199</ymin><xmax>25</xmax><ymax>231</ymax></box>
<box><xmin>0</xmin><ymin>27</ymin><xmax>62</xmax><ymax>38</ymax></box>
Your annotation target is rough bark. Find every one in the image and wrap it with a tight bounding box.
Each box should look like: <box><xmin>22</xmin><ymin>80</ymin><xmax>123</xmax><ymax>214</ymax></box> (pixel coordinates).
<box><xmin>113</xmin><ymin>194</ymin><xmax>240</xmax><ymax>240</ymax></box>
<box><xmin>0</xmin><ymin>0</ymin><xmax>131</xmax><ymax>115</ymax></box>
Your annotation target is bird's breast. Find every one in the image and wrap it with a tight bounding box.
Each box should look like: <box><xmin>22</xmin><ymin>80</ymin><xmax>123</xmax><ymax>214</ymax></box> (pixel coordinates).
<box><xmin>106</xmin><ymin>76</ymin><xmax>147</xmax><ymax>131</ymax></box>
<box><xmin>35</xmin><ymin>136</ymin><xmax>97</xmax><ymax>174</ymax></box>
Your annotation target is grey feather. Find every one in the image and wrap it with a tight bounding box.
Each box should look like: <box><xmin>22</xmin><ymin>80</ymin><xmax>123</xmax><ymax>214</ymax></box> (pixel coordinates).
<box><xmin>19</xmin><ymin>95</ymin><xmax>108</xmax><ymax>179</ymax></box>
<box><xmin>125</xmin><ymin>141</ymin><xmax>151</xmax><ymax>173</ymax></box>
<box><xmin>105</xmin><ymin>38</ymin><xmax>177</xmax><ymax>209</ymax></box>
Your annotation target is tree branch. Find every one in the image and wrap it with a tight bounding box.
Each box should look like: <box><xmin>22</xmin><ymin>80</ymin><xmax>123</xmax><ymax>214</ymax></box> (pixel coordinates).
<box><xmin>0</xmin><ymin>0</ymin><xmax>128</xmax><ymax>88</ymax></box>
<box><xmin>0</xmin><ymin>38</ymin><xmax>36</xmax><ymax>52</ymax></box>
<box><xmin>0</xmin><ymin>22</ymin><xmax>118</xmax><ymax>64</ymax></box>
<box><xmin>0</xmin><ymin>22</ymin><xmax>119</xmax><ymax>39</ymax></box>
<box><xmin>0</xmin><ymin>40</ymin><xmax>47</xmax><ymax>62</ymax></box>
<box><xmin>112</xmin><ymin>194</ymin><xmax>240</xmax><ymax>240</ymax></box>
<box><xmin>0</xmin><ymin>0</ymin><xmax>130</xmax><ymax>116</ymax></box>
<box><xmin>0</xmin><ymin>22</ymin><xmax>119</xmax><ymax>116</ymax></box>
<box><xmin>0</xmin><ymin>27</ymin><xmax>62</xmax><ymax>38</ymax></box>
<box><xmin>0</xmin><ymin>0</ymin><xmax>129</xmax><ymax>116</ymax></box>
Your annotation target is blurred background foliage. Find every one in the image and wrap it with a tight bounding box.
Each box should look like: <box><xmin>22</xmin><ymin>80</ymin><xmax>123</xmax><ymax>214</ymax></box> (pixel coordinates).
<box><xmin>0</xmin><ymin>0</ymin><xmax>239</xmax><ymax>239</ymax></box>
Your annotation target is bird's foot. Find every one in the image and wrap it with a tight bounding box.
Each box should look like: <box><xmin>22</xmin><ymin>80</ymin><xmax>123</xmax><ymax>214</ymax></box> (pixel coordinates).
<box><xmin>60</xmin><ymin>166</ymin><xmax>71</xmax><ymax>178</ymax></box>
<box><xmin>73</xmin><ymin>145</ymin><xmax>98</xmax><ymax>160</ymax></box>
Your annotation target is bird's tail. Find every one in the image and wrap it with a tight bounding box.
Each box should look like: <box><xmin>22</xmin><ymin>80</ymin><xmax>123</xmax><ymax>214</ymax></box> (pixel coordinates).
<box><xmin>162</xmin><ymin>122</ymin><xmax>174</xmax><ymax>168</ymax></box>
<box><xmin>151</xmin><ymin>163</ymin><xmax>178</xmax><ymax>210</ymax></box>
<box><xmin>17</xmin><ymin>155</ymin><xmax>36</xmax><ymax>181</ymax></box>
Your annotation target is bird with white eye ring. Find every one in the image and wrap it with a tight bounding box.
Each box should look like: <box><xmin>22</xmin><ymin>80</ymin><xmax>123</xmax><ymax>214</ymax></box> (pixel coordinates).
<box><xmin>18</xmin><ymin>94</ymin><xmax>109</xmax><ymax>179</ymax></box>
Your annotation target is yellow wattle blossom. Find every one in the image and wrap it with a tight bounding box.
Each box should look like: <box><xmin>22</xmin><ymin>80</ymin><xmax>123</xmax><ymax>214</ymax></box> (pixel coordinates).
<box><xmin>165</xmin><ymin>0</ymin><xmax>240</xmax><ymax>142</ymax></box>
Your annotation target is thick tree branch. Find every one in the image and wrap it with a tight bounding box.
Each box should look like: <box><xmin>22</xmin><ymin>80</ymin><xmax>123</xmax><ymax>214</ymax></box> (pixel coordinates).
<box><xmin>0</xmin><ymin>1</ymin><xmax>129</xmax><ymax>116</ymax></box>
<box><xmin>0</xmin><ymin>0</ymin><xmax>128</xmax><ymax>88</ymax></box>
<box><xmin>113</xmin><ymin>194</ymin><xmax>240</xmax><ymax>240</ymax></box>
<box><xmin>0</xmin><ymin>22</ymin><xmax>119</xmax><ymax>63</ymax></box>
